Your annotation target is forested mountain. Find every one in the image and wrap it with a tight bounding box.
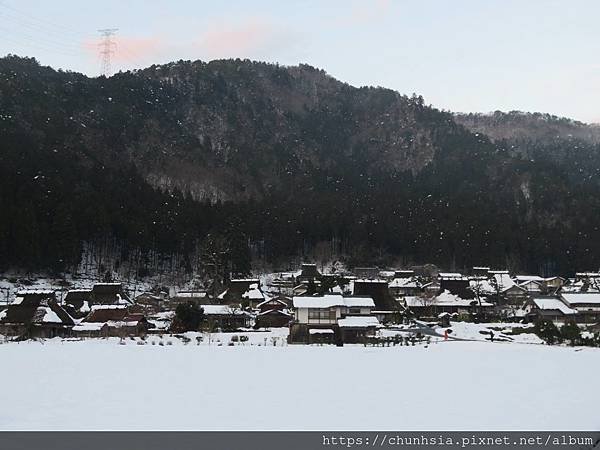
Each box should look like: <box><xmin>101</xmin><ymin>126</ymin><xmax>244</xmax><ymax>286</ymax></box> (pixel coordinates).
<box><xmin>1</xmin><ymin>55</ymin><xmax>600</xmax><ymax>276</ymax></box>
<box><xmin>454</xmin><ymin>111</ymin><xmax>600</xmax><ymax>145</ymax></box>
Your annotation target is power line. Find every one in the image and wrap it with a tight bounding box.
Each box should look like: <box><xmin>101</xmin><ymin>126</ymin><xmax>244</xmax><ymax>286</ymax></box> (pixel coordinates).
<box><xmin>0</xmin><ymin>1</ymin><xmax>89</xmax><ymax>38</ymax></box>
<box><xmin>98</xmin><ymin>28</ymin><xmax>118</xmax><ymax>76</ymax></box>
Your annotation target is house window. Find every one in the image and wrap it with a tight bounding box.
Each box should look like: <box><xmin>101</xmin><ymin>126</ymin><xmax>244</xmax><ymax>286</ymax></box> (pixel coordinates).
<box><xmin>308</xmin><ymin>308</ymin><xmax>336</xmax><ymax>322</ymax></box>
<box><xmin>349</xmin><ymin>307</ymin><xmax>361</xmax><ymax>314</ymax></box>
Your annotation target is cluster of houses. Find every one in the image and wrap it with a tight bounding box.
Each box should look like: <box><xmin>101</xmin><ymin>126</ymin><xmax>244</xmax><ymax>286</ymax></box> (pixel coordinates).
<box><xmin>1</xmin><ymin>264</ymin><xmax>599</xmax><ymax>344</ymax></box>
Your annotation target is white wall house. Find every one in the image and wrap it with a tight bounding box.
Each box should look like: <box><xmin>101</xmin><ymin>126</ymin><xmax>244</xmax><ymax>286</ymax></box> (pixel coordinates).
<box><xmin>292</xmin><ymin>294</ymin><xmax>375</xmax><ymax>325</ymax></box>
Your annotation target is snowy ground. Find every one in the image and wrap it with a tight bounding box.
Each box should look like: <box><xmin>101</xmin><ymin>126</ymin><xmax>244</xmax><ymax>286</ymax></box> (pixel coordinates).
<box><xmin>0</xmin><ymin>338</ymin><xmax>598</xmax><ymax>431</ymax></box>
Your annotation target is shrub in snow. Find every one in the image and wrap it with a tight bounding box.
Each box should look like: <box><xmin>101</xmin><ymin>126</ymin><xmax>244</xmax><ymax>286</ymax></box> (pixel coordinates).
<box><xmin>560</xmin><ymin>321</ymin><xmax>582</xmax><ymax>346</ymax></box>
<box><xmin>534</xmin><ymin>319</ymin><xmax>562</xmax><ymax>345</ymax></box>
<box><xmin>239</xmin><ymin>336</ymin><xmax>248</xmax><ymax>342</ymax></box>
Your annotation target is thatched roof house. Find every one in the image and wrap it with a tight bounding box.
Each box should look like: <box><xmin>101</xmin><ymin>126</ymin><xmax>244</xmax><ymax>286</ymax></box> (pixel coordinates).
<box><xmin>0</xmin><ymin>290</ymin><xmax>74</xmax><ymax>338</ymax></box>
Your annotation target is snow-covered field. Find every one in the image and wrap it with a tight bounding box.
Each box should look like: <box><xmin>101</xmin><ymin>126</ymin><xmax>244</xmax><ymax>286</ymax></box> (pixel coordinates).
<box><xmin>0</xmin><ymin>338</ymin><xmax>598</xmax><ymax>431</ymax></box>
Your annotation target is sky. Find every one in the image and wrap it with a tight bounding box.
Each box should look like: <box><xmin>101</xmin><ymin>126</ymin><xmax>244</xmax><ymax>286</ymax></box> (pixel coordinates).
<box><xmin>0</xmin><ymin>0</ymin><xmax>598</xmax><ymax>123</ymax></box>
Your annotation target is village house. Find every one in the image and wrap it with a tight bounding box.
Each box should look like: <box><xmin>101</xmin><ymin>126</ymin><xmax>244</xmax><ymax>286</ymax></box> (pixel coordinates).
<box><xmin>218</xmin><ymin>279</ymin><xmax>260</xmax><ymax>304</ymax></box>
<box><xmin>388</xmin><ymin>276</ymin><xmax>427</xmax><ymax>297</ymax></box>
<box><xmin>169</xmin><ymin>290</ymin><xmax>208</xmax><ymax>306</ymax></box>
<box><xmin>81</xmin><ymin>304</ymin><xmax>151</xmax><ymax>337</ymax></box>
<box><xmin>295</xmin><ymin>263</ymin><xmax>321</xmax><ymax>283</ymax></box>
<box><xmin>0</xmin><ymin>290</ymin><xmax>74</xmax><ymax>338</ymax></box>
<box><xmin>134</xmin><ymin>291</ymin><xmax>168</xmax><ymax>313</ymax></box>
<box><xmin>378</xmin><ymin>270</ymin><xmax>397</xmax><ymax>280</ymax></box>
<box><xmin>353</xmin><ymin>267</ymin><xmax>380</xmax><ymax>279</ymax></box>
<box><xmin>438</xmin><ymin>273</ymin><xmax>471</xmax><ymax>298</ymax></box>
<box><xmin>241</xmin><ymin>283</ymin><xmax>266</xmax><ymax>309</ymax></box>
<box><xmin>528</xmin><ymin>295</ymin><xmax>578</xmax><ymax>325</ymax></box>
<box><xmin>255</xmin><ymin>296</ymin><xmax>293</xmax><ymax>328</ymax></box>
<box><xmin>200</xmin><ymin>304</ymin><xmax>252</xmax><ymax>331</ymax></box>
<box><xmin>404</xmin><ymin>290</ymin><xmax>493</xmax><ymax>319</ymax></box>
<box><xmin>394</xmin><ymin>270</ymin><xmax>416</xmax><ymax>279</ymax></box>
<box><xmin>63</xmin><ymin>289</ymin><xmax>93</xmax><ymax>319</ymax></box>
<box><xmin>352</xmin><ymin>279</ymin><xmax>394</xmax><ymax>309</ymax></box>
<box><xmin>472</xmin><ymin>266</ymin><xmax>491</xmax><ymax>277</ymax></box>
<box><xmin>560</xmin><ymin>293</ymin><xmax>600</xmax><ymax>324</ymax></box>
<box><xmin>267</xmin><ymin>272</ymin><xmax>296</xmax><ymax>295</ymax></box>
<box><xmin>518</xmin><ymin>279</ymin><xmax>544</xmax><ymax>294</ymax></box>
<box><xmin>91</xmin><ymin>283</ymin><xmax>131</xmax><ymax>305</ymax></box>
<box><xmin>544</xmin><ymin>277</ymin><xmax>566</xmax><ymax>292</ymax></box>
<box><xmin>289</xmin><ymin>294</ymin><xmax>378</xmax><ymax>344</ymax></box>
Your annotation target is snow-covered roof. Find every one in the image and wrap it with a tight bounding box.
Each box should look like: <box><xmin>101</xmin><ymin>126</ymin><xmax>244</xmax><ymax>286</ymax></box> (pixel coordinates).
<box><xmin>173</xmin><ymin>291</ymin><xmax>207</xmax><ymax>298</ymax></box>
<box><xmin>406</xmin><ymin>291</ymin><xmax>492</xmax><ymax>307</ymax></box>
<box><xmin>533</xmin><ymin>298</ymin><xmax>577</xmax><ymax>315</ymax></box>
<box><xmin>438</xmin><ymin>272</ymin><xmax>464</xmax><ymax>278</ymax></box>
<box><xmin>242</xmin><ymin>283</ymin><xmax>264</xmax><ymax>300</ymax></box>
<box><xmin>379</xmin><ymin>270</ymin><xmax>396</xmax><ymax>277</ymax></box>
<box><xmin>10</xmin><ymin>297</ymin><xmax>24</xmax><ymax>305</ymax></box>
<box><xmin>73</xmin><ymin>323</ymin><xmax>106</xmax><ymax>331</ymax></box>
<box><xmin>561</xmin><ymin>293</ymin><xmax>600</xmax><ymax>306</ymax></box>
<box><xmin>337</xmin><ymin>316</ymin><xmax>380</xmax><ymax>328</ymax></box>
<box><xmin>200</xmin><ymin>305</ymin><xmax>249</xmax><ymax>315</ymax></box>
<box><xmin>36</xmin><ymin>306</ymin><xmax>61</xmax><ymax>324</ymax></box>
<box><xmin>519</xmin><ymin>280</ymin><xmax>543</xmax><ymax>290</ymax></box>
<box><xmin>106</xmin><ymin>320</ymin><xmax>141</xmax><ymax>327</ymax></box>
<box><xmin>91</xmin><ymin>304</ymin><xmax>127</xmax><ymax>311</ymax></box>
<box><xmin>493</xmin><ymin>273</ymin><xmax>516</xmax><ymax>292</ymax></box>
<box><xmin>16</xmin><ymin>289</ymin><xmax>54</xmax><ymax>296</ymax></box>
<box><xmin>343</xmin><ymin>297</ymin><xmax>375</xmax><ymax>308</ymax></box>
<box><xmin>515</xmin><ymin>275</ymin><xmax>545</xmax><ymax>283</ymax></box>
<box><xmin>256</xmin><ymin>297</ymin><xmax>287</xmax><ymax>308</ymax></box>
<box><xmin>292</xmin><ymin>295</ymin><xmax>374</xmax><ymax>309</ymax></box>
<box><xmin>469</xmin><ymin>279</ymin><xmax>496</xmax><ymax>295</ymax></box>
<box><xmin>309</xmin><ymin>328</ymin><xmax>334</xmax><ymax>334</ymax></box>
<box><xmin>389</xmin><ymin>278</ymin><xmax>419</xmax><ymax>288</ymax></box>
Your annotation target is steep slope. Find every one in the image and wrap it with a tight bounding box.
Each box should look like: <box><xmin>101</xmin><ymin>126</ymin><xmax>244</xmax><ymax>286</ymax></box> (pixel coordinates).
<box><xmin>1</xmin><ymin>55</ymin><xmax>600</xmax><ymax>275</ymax></box>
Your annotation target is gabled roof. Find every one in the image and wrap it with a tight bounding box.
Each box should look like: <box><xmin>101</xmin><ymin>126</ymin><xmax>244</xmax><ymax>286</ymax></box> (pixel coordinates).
<box><xmin>0</xmin><ymin>297</ymin><xmax>73</xmax><ymax>326</ymax></box>
<box><xmin>199</xmin><ymin>305</ymin><xmax>250</xmax><ymax>316</ymax></box>
<box><xmin>389</xmin><ymin>277</ymin><xmax>420</xmax><ymax>289</ymax></box>
<box><xmin>292</xmin><ymin>295</ymin><xmax>374</xmax><ymax>309</ymax></box>
<box><xmin>257</xmin><ymin>308</ymin><xmax>292</xmax><ymax>317</ymax></box>
<box><xmin>84</xmin><ymin>306</ymin><xmax>128</xmax><ymax>323</ymax></box>
<box><xmin>514</xmin><ymin>275</ymin><xmax>545</xmax><ymax>283</ymax></box>
<box><xmin>561</xmin><ymin>293</ymin><xmax>600</xmax><ymax>306</ymax></box>
<box><xmin>337</xmin><ymin>316</ymin><xmax>380</xmax><ymax>328</ymax></box>
<box><xmin>256</xmin><ymin>297</ymin><xmax>288</xmax><ymax>309</ymax></box>
<box><xmin>438</xmin><ymin>272</ymin><xmax>465</xmax><ymax>279</ymax></box>
<box><xmin>242</xmin><ymin>283</ymin><xmax>265</xmax><ymax>300</ymax></box>
<box><xmin>533</xmin><ymin>298</ymin><xmax>577</xmax><ymax>315</ymax></box>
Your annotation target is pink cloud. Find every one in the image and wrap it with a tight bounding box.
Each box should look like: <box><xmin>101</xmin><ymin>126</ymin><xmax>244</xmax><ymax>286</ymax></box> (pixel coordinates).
<box><xmin>81</xmin><ymin>35</ymin><xmax>164</xmax><ymax>65</ymax></box>
<box><xmin>196</xmin><ymin>19</ymin><xmax>287</xmax><ymax>59</ymax></box>
<box><xmin>113</xmin><ymin>36</ymin><xmax>163</xmax><ymax>63</ymax></box>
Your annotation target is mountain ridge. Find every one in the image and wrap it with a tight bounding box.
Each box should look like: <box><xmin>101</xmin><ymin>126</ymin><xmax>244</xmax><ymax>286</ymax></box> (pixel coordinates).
<box><xmin>1</xmin><ymin>55</ymin><xmax>600</xmax><ymax>275</ymax></box>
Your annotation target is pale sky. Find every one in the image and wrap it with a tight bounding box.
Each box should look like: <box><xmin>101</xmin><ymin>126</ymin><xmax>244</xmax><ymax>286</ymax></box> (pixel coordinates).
<box><xmin>1</xmin><ymin>0</ymin><xmax>598</xmax><ymax>123</ymax></box>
